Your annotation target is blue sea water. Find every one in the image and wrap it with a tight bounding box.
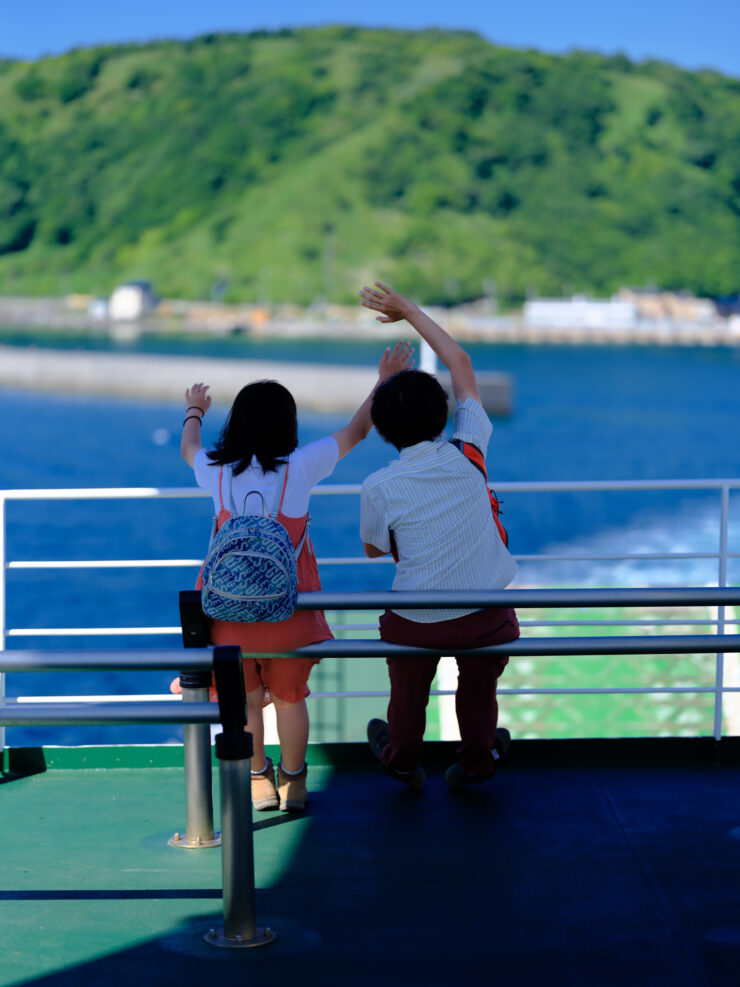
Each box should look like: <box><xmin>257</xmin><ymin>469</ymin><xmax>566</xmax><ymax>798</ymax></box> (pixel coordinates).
<box><xmin>3</xmin><ymin>340</ymin><xmax>740</xmax><ymax>744</ymax></box>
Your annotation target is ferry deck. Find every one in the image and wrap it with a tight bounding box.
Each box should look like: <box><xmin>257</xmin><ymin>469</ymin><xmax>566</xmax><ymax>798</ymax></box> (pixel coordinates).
<box><xmin>2</xmin><ymin>736</ymin><xmax>739</xmax><ymax>987</ymax></box>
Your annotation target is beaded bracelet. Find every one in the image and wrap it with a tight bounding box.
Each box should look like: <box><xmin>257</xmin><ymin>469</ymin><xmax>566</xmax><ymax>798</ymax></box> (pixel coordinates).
<box><xmin>183</xmin><ymin>415</ymin><xmax>203</xmax><ymax>426</ymax></box>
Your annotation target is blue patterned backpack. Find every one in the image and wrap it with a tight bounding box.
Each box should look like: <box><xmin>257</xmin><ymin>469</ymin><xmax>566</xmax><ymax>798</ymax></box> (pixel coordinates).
<box><xmin>200</xmin><ymin>463</ymin><xmax>308</xmax><ymax>623</ymax></box>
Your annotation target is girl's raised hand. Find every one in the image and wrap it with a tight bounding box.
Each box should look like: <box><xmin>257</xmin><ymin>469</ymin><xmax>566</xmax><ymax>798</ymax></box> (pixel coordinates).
<box><xmin>378</xmin><ymin>341</ymin><xmax>414</xmax><ymax>380</ymax></box>
<box><xmin>185</xmin><ymin>382</ymin><xmax>212</xmax><ymax>415</ymax></box>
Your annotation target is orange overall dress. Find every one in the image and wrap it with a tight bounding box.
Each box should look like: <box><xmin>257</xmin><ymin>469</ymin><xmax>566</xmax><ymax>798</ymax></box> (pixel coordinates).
<box><xmin>197</xmin><ymin>465</ymin><xmax>332</xmax><ymax>703</ymax></box>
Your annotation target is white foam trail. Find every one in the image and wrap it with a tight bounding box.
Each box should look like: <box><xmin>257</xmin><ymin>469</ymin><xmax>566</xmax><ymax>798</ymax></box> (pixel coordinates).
<box><xmin>515</xmin><ymin>497</ymin><xmax>740</xmax><ymax>588</ymax></box>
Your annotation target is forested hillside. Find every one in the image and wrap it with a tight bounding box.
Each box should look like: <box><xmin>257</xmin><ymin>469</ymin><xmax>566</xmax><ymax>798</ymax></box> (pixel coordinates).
<box><xmin>0</xmin><ymin>27</ymin><xmax>739</xmax><ymax>305</ymax></box>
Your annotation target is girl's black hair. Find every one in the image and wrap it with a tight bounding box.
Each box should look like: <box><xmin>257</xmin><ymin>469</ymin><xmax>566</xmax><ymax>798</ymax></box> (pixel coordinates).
<box><xmin>207</xmin><ymin>380</ymin><xmax>298</xmax><ymax>475</ymax></box>
<box><xmin>371</xmin><ymin>369</ymin><xmax>449</xmax><ymax>450</ymax></box>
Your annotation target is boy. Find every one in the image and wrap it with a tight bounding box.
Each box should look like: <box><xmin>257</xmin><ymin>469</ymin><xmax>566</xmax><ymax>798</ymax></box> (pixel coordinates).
<box><xmin>359</xmin><ymin>282</ymin><xmax>519</xmax><ymax>789</ymax></box>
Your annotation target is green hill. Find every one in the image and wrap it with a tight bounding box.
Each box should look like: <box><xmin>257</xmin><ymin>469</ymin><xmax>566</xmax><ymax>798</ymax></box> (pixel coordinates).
<box><xmin>1</xmin><ymin>27</ymin><xmax>739</xmax><ymax>306</ymax></box>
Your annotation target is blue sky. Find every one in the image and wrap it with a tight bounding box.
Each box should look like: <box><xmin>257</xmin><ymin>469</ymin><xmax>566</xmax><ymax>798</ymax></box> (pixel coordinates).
<box><xmin>2</xmin><ymin>0</ymin><xmax>738</xmax><ymax>77</ymax></box>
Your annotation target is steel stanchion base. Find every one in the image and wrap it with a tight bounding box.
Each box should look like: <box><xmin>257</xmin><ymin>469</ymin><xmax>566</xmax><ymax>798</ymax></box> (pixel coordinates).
<box><xmin>168</xmin><ymin>831</ymin><xmax>221</xmax><ymax>849</ymax></box>
<box><xmin>203</xmin><ymin>927</ymin><xmax>276</xmax><ymax>949</ymax></box>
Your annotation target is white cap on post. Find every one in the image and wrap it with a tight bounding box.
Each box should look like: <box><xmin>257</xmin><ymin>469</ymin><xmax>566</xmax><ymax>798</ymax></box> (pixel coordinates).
<box><xmin>419</xmin><ymin>339</ymin><xmax>437</xmax><ymax>375</ymax></box>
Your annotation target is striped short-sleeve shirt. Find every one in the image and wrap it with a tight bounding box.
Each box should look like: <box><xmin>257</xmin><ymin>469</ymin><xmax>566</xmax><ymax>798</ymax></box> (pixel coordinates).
<box><xmin>360</xmin><ymin>397</ymin><xmax>518</xmax><ymax>622</ymax></box>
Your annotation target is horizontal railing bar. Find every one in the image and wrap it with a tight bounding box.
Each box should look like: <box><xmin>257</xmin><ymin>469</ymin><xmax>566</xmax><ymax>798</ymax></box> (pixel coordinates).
<box><xmin>9</xmin><ymin>694</ymin><xmax>180</xmax><ymax>703</ymax></box>
<box><xmin>295</xmin><ymin>588</ymin><xmax>740</xmax><ymax>609</ymax></box>
<box><xmin>6</xmin><ymin>560</ymin><xmax>202</xmax><ymax>570</ymax></box>
<box><xmin>521</xmin><ymin>618</ymin><xmax>739</xmax><ymax>627</ymax></box>
<box><xmin>6</xmin><ymin>685</ymin><xmax>740</xmax><ymax>708</ymax></box>
<box><xmin>6</xmin><ymin>628</ymin><xmax>183</xmax><ymax>637</ymax></box>
<box><xmin>8</xmin><ymin>552</ymin><xmax>740</xmax><ymax>571</ymax></box>
<box><xmin>3</xmin><ymin>687</ymin><xmax>740</xmax><ymax>726</ymax></box>
<box><xmin>0</xmin><ymin>487</ymin><xmax>210</xmax><ymax>501</ymax></box>
<box><xmin>0</xmin><ymin>701</ymin><xmax>218</xmax><ymax>726</ymax></box>
<box><xmin>3</xmin><ymin>479</ymin><xmax>740</xmax><ymax>502</ymax></box>
<box><xmin>511</xmin><ymin>553</ymin><xmax>739</xmax><ymax>562</ymax></box>
<box><xmin>287</xmin><ymin>635</ymin><xmax>740</xmax><ymax>658</ymax></box>
<box><xmin>3</xmin><ymin>634</ymin><xmax>740</xmax><ymax>672</ymax></box>
<box><xmin>309</xmin><ymin>686</ymin><xmax>740</xmax><ymax>697</ymax></box>
<box><xmin>6</xmin><ymin>617</ymin><xmax>740</xmax><ymax>639</ymax></box>
<box><xmin>491</xmin><ymin>479</ymin><xmax>740</xmax><ymax>492</ymax></box>
<box><xmin>0</xmin><ymin>649</ymin><xmax>213</xmax><ymax>672</ymax></box>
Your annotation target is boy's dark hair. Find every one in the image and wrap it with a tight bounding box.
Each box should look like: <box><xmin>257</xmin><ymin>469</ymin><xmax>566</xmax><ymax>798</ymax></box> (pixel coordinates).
<box><xmin>207</xmin><ymin>380</ymin><xmax>298</xmax><ymax>475</ymax></box>
<box><xmin>371</xmin><ymin>369</ymin><xmax>449</xmax><ymax>450</ymax></box>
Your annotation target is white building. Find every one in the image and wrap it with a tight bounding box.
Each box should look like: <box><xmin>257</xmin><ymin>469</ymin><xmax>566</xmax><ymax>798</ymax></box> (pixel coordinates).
<box><xmin>523</xmin><ymin>295</ymin><xmax>638</xmax><ymax>330</ymax></box>
<box><xmin>108</xmin><ymin>281</ymin><xmax>158</xmax><ymax>321</ymax></box>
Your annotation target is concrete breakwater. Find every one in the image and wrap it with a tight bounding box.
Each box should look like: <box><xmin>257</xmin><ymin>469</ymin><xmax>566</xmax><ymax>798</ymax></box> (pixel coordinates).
<box><xmin>0</xmin><ymin>345</ymin><xmax>512</xmax><ymax>414</ymax></box>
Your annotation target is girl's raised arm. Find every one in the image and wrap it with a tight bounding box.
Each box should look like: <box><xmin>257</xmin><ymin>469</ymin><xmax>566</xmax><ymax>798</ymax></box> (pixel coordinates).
<box><xmin>181</xmin><ymin>382</ymin><xmax>211</xmax><ymax>467</ymax></box>
<box><xmin>332</xmin><ymin>342</ymin><xmax>414</xmax><ymax>459</ymax></box>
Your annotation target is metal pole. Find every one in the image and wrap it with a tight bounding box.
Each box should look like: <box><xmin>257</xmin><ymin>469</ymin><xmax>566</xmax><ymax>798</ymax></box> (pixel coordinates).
<box><xmin>169</xmin><ymin>671</ymin><xmax>220</xmax><ymax>849</ymax></box>
<box><xmin>217</xmin><ymin>758</ymin><xmax>261</xmax><ymax>941</ymax></box>
<box><xmin>295</xmin><ymin>587</ymin><xmax>740</xmax><ymax>611</ymax></box>
<box><xmin>204</xmin><ymin>645</ymin><xmax>275</xmax><ymax>949</ymax></box>
<box><xmin>713</xmin><ymin>486</ymin><xmax>730</xmax><ymax>741</ymax></box>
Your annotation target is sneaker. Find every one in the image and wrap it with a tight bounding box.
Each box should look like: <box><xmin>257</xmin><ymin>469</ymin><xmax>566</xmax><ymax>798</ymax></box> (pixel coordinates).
<box><xmin>251</xmin><ymin>757</ymin><xmax>279</xmax><ymax>811</ymax></box>
<box><xmin>494</xmin><ymin>727</ymin><xmax>511</xmax><ymax>767</ymax></box>
<box><xmin>367</xmin><ymin>718</ymin><xmax>425</xmax><ymax>790</ymax></box>
<box><xmin>444</xmin><ymin>762</ymin><xmax>490</xmax><ymax>789</ymax></box>
<box><xmin>277</xmin><ymin>762</ymin><xmax>308</xmax><ymax>812</ymax></box>
<box><xmin>445</xmin><ymin>727</ymin><xmax>512</xmax><ymax>790</ymax></box>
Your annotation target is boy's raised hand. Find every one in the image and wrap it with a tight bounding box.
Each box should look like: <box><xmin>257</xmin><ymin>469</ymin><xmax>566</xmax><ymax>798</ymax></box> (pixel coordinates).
<box><xmin>360</xmin><ymin>282</ymin><xmax>415</xmax><ymax>324</ymax></box>
<box><xmin>379</xmin><ymin>341</ymin><xmax>414</xmax><ymax>380</ymax></box>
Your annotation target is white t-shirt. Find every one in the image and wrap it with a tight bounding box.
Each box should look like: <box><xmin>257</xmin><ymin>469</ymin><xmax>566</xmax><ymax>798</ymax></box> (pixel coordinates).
<box><xmin>194</xmin><ymin>436</ymin><xmax>339</xmax><ymax>518</ymax></box>
<box><xmin>360</xmin><ymin>397</ymin><xmax>517</xmax><ymax>622</ymax></box>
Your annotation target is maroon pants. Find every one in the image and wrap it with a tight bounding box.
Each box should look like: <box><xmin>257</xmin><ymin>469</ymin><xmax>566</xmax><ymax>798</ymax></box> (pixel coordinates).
<box><xmin>379</xmin><ymin>606</ymin><xmax>519</xmax><ymax>778</ymax></box>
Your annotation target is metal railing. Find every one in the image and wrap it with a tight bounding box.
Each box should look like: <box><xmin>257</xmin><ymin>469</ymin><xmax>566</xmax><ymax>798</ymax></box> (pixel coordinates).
<box><xmin>1</xmin><ymin>480</ymin><xmax>739</xmax><ymax>747</ymax></box>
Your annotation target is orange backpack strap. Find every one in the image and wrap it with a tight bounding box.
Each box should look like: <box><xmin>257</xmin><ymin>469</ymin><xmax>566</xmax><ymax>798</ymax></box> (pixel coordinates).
<box><xmin>450</xmin><ymin>439</ymin><xmax>508</xmax><ymax>547</ymax></box>
<box><xmin>276</xmin><ymin>462</ymin><xmax>290</xmax><ymax>514</ymax></box>
<box><xmin>213</xmin><ymin>465</ymin><xmax>232</xmax><ymax>535</ymax></box>
<box><xmin>271</xmin><ymin>462</ymin><xmax>310</xmax><ymax>557</ymax></box>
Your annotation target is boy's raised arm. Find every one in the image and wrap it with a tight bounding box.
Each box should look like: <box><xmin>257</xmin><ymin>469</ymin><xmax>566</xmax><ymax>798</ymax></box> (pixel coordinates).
<box><xmin>359</xmin><ymin>282</ymin><xmax>480</xmax><ymax>403</ymax></box>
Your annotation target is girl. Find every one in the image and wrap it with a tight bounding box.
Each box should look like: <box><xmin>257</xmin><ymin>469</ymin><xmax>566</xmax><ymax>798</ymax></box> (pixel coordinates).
<box><xmin>179</xmin><ymin>343</ymin><xmax>412</xmax><ymax>811</ymax></box>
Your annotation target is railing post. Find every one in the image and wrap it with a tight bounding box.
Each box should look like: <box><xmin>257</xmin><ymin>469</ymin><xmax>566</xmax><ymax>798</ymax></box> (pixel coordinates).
<box><xmin>204</xmin><ymin>645</ymin><xmax>275</xmax><ymax>949</ymax></box>
<box><xmin>169</xmin><ymin>669</ymin><xmax>220</xmax><ymax>849</ymax></box>
<box><xmin>713</xmin><ymin>486</ymin><xmax>730</xmax><ymax>741</ymax></box>
<box><xmin>170</xmin><ymin>591</ymin><xmax>220</xmax><ymax>849</ymax></box>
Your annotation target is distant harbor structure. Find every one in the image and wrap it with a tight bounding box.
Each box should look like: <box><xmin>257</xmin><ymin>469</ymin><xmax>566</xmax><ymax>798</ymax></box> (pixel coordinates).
<box><xmin>521</xmin><ymin>289</ymin><xmax>727</xmax><ymax>340</ymax></box>
<box><xmin>108</xmin><ymin>281</ymin><xmax>158</xmax><ymax>321</ymax></box>
<box><xmin>0</xmin><ymin>345</ymin><xmax>513</xmax><ymax>416</ymax></box>
<box><xmin>1</xmin><ymin>286</ymin><xmax>739</xmax><ymax>345</ymax></box>
<box><xmin>524</xmin><ymin>296</ymin><xmax>639</xmax><ymax>332</ymax></box>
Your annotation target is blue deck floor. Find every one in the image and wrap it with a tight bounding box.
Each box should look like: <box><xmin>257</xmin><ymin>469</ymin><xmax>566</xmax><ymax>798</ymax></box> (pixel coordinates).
<box><xmin>1</xmin><ymin>740</ymin><xmax>739</xmax><ymax>986</ymax></box>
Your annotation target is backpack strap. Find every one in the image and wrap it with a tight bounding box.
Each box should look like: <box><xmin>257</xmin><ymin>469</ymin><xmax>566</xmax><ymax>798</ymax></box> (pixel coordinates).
<box><xmin>450</xmin><ymin>438</ymin><xmax>487</xmax><ymax>480</ymax></box>
<box><xmin>209</xmin><ymin>466</ymin><xmax>233</xmax><ymax>549</ymax></box>
<box><xmin>270</xmin><ymin>463</ymin><xmax>290</xmax><ymax>518</ymax></box>
<box><xmin>270</xmin><ymin>461</ymin><xmax>311</xmax><ymax>561</ymax></box>
<box><xmin>218</xmin><ymin>465</ymin><xmax>225</xmax><ymax>512</ymax></box>
<box><xmin>450</xmin><ymin>439</ymin><xmax>508</xmax><ymax>547</ymax></box>
<box><xmin>219</xmin><ymin>464</ymin><xmax>238</xmax><ymax>515</ymax></box>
